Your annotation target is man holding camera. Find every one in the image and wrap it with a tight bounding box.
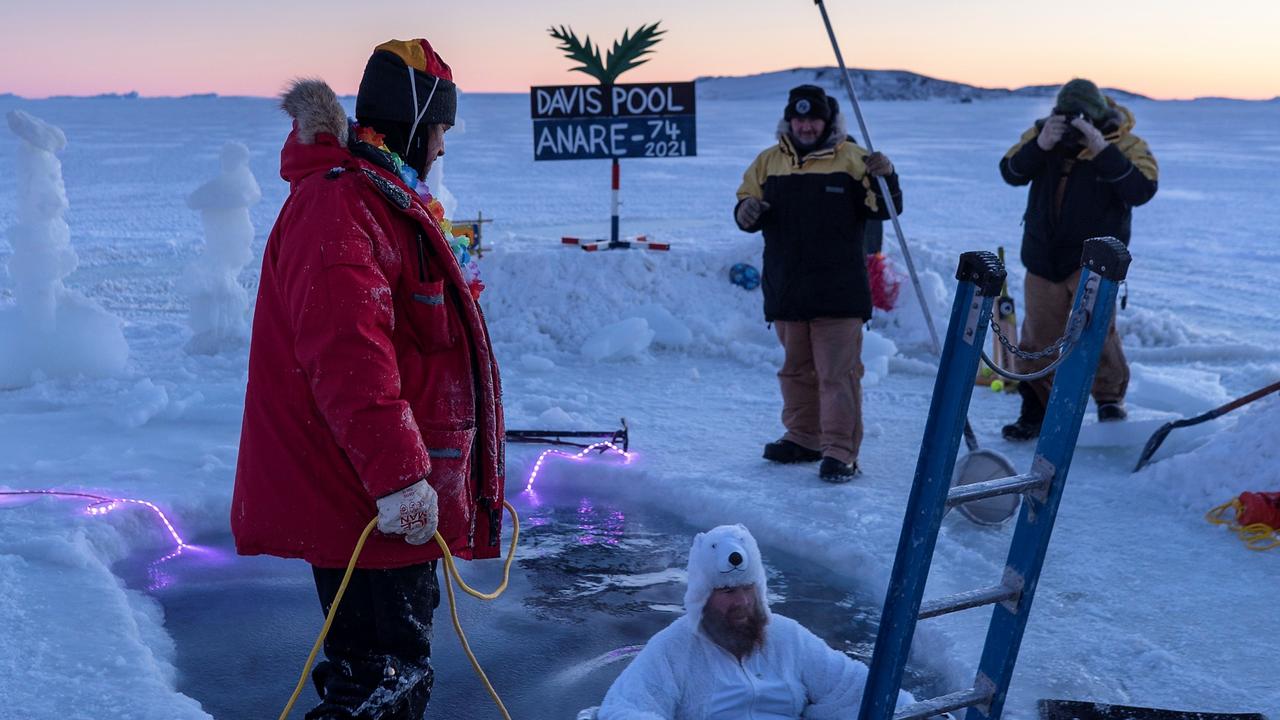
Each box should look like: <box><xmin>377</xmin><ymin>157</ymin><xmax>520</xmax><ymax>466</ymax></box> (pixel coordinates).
<box><xmin>999</xmin><ymin>78</ymin><xmax>1158</xmax><ymax>440</ymax></box>
<box><xmin>734</xmin><ymin>85</ymin><xmax>902</xmax><ymax>481</ymax></box>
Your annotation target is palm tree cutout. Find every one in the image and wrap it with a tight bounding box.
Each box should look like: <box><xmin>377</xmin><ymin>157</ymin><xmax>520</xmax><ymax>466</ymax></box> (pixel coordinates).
<box><xmin>547</xmin><ymin>22</ymin><xmax>665</xmax><ymax>85</ymax></box>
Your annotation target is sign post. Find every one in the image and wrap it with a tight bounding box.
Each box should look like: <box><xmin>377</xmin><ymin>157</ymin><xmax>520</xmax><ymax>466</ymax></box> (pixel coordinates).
<box><xmin>531</xmin><ymin>81</ymin><xmax>697</xmax><ymax>249</ymax></box>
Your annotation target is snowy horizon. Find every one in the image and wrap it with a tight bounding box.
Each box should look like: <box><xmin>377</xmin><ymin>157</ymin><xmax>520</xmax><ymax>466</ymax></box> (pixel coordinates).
<box><xmin>6</xmin><ymin>68</ymin><xmax>1279</xmax><ymax>104</ymax></box>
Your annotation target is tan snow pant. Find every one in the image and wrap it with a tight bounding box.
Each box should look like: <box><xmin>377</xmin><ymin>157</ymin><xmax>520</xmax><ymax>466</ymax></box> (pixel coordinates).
<box><xmin>774</xmin><ymin>318</ymin><xmax>864</xmax><ymax>464</ymax></box>
<box><xmin>1017</xmin><ymin>269</ymin><xmax>1129</xmax><ymax>407</ymax></box>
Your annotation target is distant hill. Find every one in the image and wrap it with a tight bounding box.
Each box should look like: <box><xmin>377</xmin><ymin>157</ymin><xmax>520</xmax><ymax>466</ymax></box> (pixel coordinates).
<box><xmin>696</xmin><ymin>67</ymin><xmax>1149</xmax><ymax>103</ymax></box>
<box><xmin>47</xmin><ymin>91</ymin><xmax>141</xmax><ymax>100</ymax></box>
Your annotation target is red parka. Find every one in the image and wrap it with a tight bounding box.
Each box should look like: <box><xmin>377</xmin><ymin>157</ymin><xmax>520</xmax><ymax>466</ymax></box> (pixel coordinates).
<box><xmin>232</xmin><ymin>80</ymin><xmax>504</xmax><ymax>569</ymax></box>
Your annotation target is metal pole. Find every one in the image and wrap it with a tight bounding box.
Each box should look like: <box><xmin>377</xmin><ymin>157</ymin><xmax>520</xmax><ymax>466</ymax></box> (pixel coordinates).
<box><xmin>611</xmin><ymin>158</ymin><xmax>621</xmax><ymax>244</ymax></box>
<box><xmin>814</xmin><ymin>0</ymin><xmax>941</xmax><ymax>357</ymax></box>
<box><xmin>813</xmin><ymin>0</ymin><xmax>978</xmax><ymax>452</ymax></box>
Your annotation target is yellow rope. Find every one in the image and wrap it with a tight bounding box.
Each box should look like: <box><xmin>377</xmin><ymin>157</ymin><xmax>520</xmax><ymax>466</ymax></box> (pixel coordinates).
<box><xmin>279</xmin><ymin>517</ymin><xmax>379</xmax><ymax>720</ymax></box>
<box><xmin>1240</xmin><ymin>524</ymin><xmax>1280</xmax><ymax>551</ymax></box>
<box><xmin>280</xmin><ymin>500</ymin><xmax>521</xmax><ymax>720</ymax></box>
<box><xmin>431</xmin><ymin>500</ymin><xmax>520</xmax><ymax>719</ymax></box>
<box><xmin>1205</xmin><ymin>499</ymin><xmax>1240</xmax><ymax>526</ymax></box>
<box><xmin>1205</xmin><ymin>498</ymin><xmax>1279</xmax><ymax>552</ymax></box>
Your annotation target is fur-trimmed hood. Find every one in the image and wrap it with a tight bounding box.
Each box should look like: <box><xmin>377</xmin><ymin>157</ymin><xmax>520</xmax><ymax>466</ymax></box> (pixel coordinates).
<box><xmin>276</xmin><ymin>79</ymin><xmax>353</xmax><ymax>186</ymax></box>
<box><xmin>280</xmin><ymin>79</ymin><xmax>348</xmax><ymax>145</ymax></box>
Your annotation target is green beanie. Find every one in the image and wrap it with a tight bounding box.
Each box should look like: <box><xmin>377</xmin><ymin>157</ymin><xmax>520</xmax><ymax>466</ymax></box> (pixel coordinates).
<box><xmin>1055</xmin><ymin>79</ymin><xmax>1109</xmax><ymax>120</ymax></box>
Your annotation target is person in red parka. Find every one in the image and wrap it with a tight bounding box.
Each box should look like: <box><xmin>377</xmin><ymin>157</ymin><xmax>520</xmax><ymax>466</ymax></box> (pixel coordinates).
<box><xmin>231</xmin><ymin>39</ymin><xmax>504</xmax><ymax>720</ymax></box>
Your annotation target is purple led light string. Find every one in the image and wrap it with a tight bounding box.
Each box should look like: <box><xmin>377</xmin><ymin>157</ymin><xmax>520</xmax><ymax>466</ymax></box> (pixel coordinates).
<box><xmin>523</xmin><ymin>441</ymin><xmax>633</xmax><ymax>494</ymax></box>
<box><xmin>0</xmin><ymin>489</ymin><xmax>189</xmax><ymax>553</ymax></box>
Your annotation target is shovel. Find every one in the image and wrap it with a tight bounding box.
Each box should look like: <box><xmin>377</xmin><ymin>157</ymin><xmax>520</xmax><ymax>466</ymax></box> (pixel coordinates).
<box><xmin>1132</xmin><ymin>380</ymin><xmax>1280</xmax><ymax>472</ymax></box>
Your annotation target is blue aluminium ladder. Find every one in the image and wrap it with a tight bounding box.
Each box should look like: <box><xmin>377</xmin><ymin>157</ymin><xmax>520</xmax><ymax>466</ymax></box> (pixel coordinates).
<box><xmin>858</xmin><ymin>237</ymin><xmax>1133</xmax><ymax>720</ymax></box>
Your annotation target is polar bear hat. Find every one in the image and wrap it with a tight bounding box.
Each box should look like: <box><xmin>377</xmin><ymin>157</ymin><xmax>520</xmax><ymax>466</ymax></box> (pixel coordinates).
<box><xmin>683</xmin><ymin>523</ymin><xmax>770</xmax><ymax>628</ymax></box>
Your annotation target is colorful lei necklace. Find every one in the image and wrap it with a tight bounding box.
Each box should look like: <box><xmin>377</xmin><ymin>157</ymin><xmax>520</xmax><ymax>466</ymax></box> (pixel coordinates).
<box><xmin>355</xmin><ymin>124</ymin><xmax>485</xmax><ymax>301</ymax></box>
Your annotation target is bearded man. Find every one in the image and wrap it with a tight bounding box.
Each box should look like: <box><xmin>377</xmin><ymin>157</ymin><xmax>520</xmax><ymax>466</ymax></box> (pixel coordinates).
<box><xmin>597</xmin><ymin>524</ymin><xmax>913</xmax><ymax>719</ymax></box>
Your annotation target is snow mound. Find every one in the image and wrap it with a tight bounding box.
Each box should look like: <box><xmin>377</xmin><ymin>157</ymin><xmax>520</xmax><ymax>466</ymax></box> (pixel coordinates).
<box><xmin>481</xmin><ymin>242</ymin><xmax>777</xmax><ymax>366</ymax></box>
<box><xmin>868</xmin><ymin>268</ymin><xmax>950</xmax><ymax>352</ymax></box>
<box><xmin>581</xmin><ymin>317</ymin><xmax>654</xmax><ymax>362</ymax></box>
<box><xmin>631</xmin><ymin>304</ymin><xmax>692</xmax><ymax>348</ymax></box>
<box><xmin>862</xmin><ymin>329</ymin><xmax>898</xmax><ymax>386</ymax></box>
<box><xmin>1076</xmin><ymin>365</ymin><xmax>1229</xmax><ymax>450</ymax></box>
<box><xmin>1117</xmin><ymin>305</ymin><xmax>1202</xmax><ymax>348</ymax></box>
<box><xmin>520</xmin><ymin>353</ymin><xmax>557</xmax><ymax>372</ymax></box>
<box><xmin>1076</xmin><ymin>406</ymin><xmax>1181</xmax><ymax>449</ymax></box>
<box><xmin>1078</xmin><ymin>364</ymin><xmax>1232</xmax><ymax>449</ymax></box>
<box><xmin>480</xmin><ymin>240</ymin><xmax>934</xmax><ymax>385</ymax></box>
<box><xmin>0</xmin><ymin>291</ymin><xmax>129</xmax><ymax>388</ymax></box>
<box><xmin>1127</xmin><ymin>363</ymin><xmax>1229</xmax><ymax>414</ymax></box>
<box><xmin>535</xmin><ymin>406</ymin><xmax>582</xmax><ymax>428</ymax></box>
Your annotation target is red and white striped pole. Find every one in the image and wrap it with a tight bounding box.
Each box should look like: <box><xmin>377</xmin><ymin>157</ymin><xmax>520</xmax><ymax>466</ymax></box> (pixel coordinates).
<box><xmin>610</xmin><ymin>158</ymin><xmax>620</xmax><ymax>244</ymax></box>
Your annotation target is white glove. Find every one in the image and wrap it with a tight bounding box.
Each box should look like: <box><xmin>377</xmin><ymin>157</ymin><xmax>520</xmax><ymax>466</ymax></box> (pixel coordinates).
<box><xmin>376</xmin><ymin>479</ymin><xmax>438</xmax><ymax>545</ymax></box>
<box><xmin>735</xmin><ymin>196</ymin><xmax>770</xmax><ymax>228</ymax></box>
<box><xmin>1036</xmin><ymin>115</ymin><xmax>1069</xmax><ymax>150</ymax></box>
<box><xmin>1071</xmin><ymin>116</ymin><xmax>1109</xmax><ymax>155</ymax></box>
<box><xmin>865</xmin><ymin>151</ymin><xmax>895</xmax><ymax>177</ymax></box>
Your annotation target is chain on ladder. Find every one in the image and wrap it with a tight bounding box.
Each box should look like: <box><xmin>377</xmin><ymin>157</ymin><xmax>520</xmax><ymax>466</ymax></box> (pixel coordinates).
<box><xmin>980</xmin><ymin>306</ymin><xmax>1088</xmax><ymax>383</ymax></box>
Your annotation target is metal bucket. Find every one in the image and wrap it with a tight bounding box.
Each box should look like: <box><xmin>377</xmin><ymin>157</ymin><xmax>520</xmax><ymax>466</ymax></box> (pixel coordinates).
<box><xmin>950</xmin><ymin>449</ymin><xmax>1020</xmax><ymax>526</ymax></box>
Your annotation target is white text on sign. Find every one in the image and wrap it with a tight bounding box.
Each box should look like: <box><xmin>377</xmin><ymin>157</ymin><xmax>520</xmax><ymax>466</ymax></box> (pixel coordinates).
<box><xmin>533</xmin><ymin>85</ymin><xmax>688</xmax><ymax>118</ymax></box>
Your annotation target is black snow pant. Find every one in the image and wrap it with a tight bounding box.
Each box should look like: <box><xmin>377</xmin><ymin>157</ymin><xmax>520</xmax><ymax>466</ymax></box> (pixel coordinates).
<box><xmin>305</xmin><ymin>561</ymin><xmax>440</xmax><ymax>720</ymax></box>
<box><xmin>863</xmin><ymin>218</ymin><xmax>884</xmax><ymax>255</ymax></box>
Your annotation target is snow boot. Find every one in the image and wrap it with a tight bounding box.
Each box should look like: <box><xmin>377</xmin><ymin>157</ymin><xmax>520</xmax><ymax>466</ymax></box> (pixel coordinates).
<box><xmin>308</xmin><ymin>656</ymin><xmax>432</xmax><ymax>720</ymax></box>
<box><xmin>1002</xmin><ymin>382</ymin><xmax>1045</xmax><ymax>442</ymax></box>
<box><xmin>1097</xmin><ymin>402</ymin><xmax>1127</xmax><ymax>422</ymax></box>
<box><xmin>763</xmin><ymin>439</ymin><xmax>823</xmax><ymax>464</ymax></box>
<box><xmin>819</xmin><ymin>456</ymin><xmax>859</xmax><ymax>482</ymax></box>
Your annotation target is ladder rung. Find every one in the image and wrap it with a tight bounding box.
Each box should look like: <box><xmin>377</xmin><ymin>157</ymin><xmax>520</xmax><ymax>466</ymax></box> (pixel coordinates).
<box><xmin>946</xmin><ymin>472</ymin><xmax>1045</xmax><ymax>507</ymax></box>
<box><xmin>919</xmin><ymin>584</ymin><xmax>1018</xmax><ymax>620</ymax></box>
<box><xmin>893</xmin><ymin>686</ymin><xmax>994</xmax><ymax>720</ymax></box>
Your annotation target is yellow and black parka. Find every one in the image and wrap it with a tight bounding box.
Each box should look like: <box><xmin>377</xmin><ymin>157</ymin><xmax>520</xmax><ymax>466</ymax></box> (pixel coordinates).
<box><xmin>1000</xmin><ymin>100</ymin><xmax>1158</xmax><ymax>283</ymax></box>
<box><xmin>735</xmin><ymin>118</ymin><xmax>902</xmax><ymax>323</ymax></box>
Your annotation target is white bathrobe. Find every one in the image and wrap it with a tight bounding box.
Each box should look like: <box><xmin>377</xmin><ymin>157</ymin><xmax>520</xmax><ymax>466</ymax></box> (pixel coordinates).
<box><xmin>598</xmin><ymin>524</ymin><xmax>913</xmax><ymax>719</ymax></box>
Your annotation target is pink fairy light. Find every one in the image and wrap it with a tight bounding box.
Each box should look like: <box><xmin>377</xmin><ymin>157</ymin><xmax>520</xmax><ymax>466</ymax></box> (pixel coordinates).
<box><xmin>523</xmin><ymin>441</ymin><xmax>633</xmax><ymax>494</ymax></box>
<box><xmin>0</xmin><ymin>489</ymin><xmax>189</xmax><ymax>551</ymax></box>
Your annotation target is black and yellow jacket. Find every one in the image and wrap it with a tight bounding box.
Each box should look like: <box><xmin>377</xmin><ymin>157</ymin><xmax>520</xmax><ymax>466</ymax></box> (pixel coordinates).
<box><xmin>1000</xmin><ymin>100</ymin><xmax>1158</xmax><ymax>283</ymax></box>
<box><xmin>736</xmin><ymin>116</ymin><xmax>902</xmax><ymax>322</ymax></box>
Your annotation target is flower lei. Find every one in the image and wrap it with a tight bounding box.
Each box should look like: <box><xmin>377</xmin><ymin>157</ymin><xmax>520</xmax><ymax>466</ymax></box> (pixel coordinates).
<box><xmin>355</xmin><ymin>124</ymin><xmax>485</xmax><ymax>300</ymax></box>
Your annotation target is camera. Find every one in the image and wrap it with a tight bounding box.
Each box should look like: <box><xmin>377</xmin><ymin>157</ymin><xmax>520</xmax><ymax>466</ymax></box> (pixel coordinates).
<box><xmin>1036</xmin><ymin>110</ymin><xmax>1087</xmax><ymax>149</ymax></box>
<box><xmin>1060</xmin><ymin>121</ymin><xmax>1085</xmax><ymax>147</ymax></box>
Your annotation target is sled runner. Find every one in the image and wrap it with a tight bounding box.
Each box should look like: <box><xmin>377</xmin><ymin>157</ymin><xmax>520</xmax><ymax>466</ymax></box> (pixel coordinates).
<box><xmin>506</xmin><ymin>418</ymin><xmax>629</xmax><ymax>452</ymax></box>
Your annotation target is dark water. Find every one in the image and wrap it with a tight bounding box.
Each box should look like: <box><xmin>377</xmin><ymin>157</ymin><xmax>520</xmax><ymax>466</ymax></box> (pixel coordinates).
<box><xmin>115</xmin><ymin>490</ymin><xmax>946</xmax><ymax>719</ymax></box>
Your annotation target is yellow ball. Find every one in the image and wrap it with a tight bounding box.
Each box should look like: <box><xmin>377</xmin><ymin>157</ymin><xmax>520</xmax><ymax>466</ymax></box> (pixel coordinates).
<box><xmin>990</xmin><ymin>379</ymin><xmax>1005</xmax><ymax>393</ymax></box>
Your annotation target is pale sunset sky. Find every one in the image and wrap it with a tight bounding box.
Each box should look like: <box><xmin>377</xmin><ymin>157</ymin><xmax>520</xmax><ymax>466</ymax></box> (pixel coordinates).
<box><xmin>2</xmin><ymin>0</ymin><xmax>1277</xmax><ymax>100</ymax></box>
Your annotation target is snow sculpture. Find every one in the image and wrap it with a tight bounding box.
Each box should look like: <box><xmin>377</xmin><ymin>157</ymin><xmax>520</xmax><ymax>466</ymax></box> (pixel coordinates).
<box><xmin>183</xmin><ymin>141</ymin><xmax>261</xmax><ymax>354</ymax></box>
<box><xmin>0</xmin><ymin>110</ymin><xmax>128</xmax><ymax>388</ymax></box>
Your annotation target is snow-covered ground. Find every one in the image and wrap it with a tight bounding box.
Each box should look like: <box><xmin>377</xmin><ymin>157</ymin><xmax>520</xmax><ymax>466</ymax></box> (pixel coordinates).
<box><xmin>0</xmin><ymin>92</ymin><xmax>1277</xmax><ymax>719</ymax></box>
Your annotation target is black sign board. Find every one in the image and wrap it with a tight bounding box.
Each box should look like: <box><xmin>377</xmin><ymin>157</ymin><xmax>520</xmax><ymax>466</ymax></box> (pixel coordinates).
<box><xmin>531</xmin><ymin>82</ymin><xmax>697</xmax><ymax>161</ymax></box>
